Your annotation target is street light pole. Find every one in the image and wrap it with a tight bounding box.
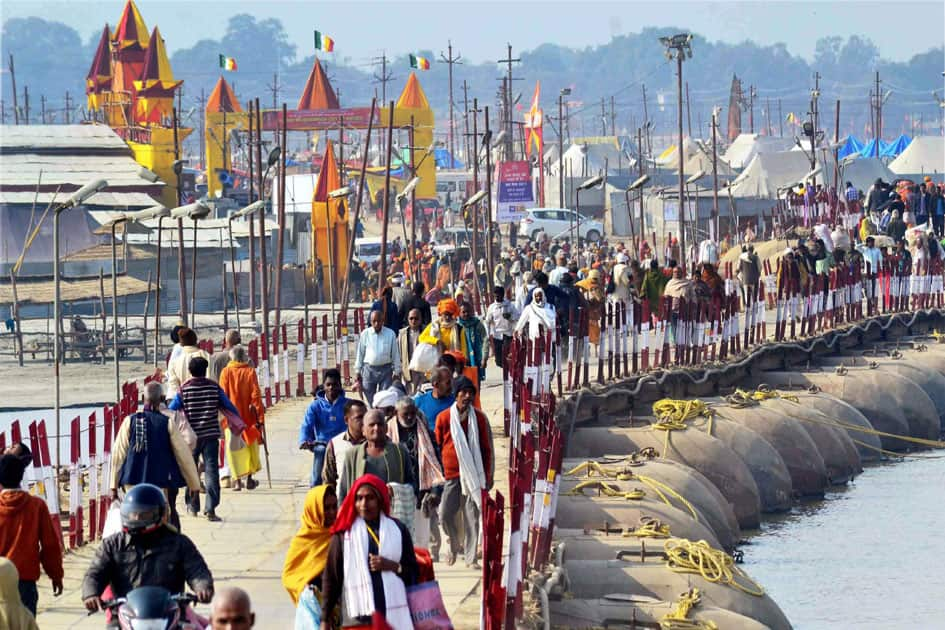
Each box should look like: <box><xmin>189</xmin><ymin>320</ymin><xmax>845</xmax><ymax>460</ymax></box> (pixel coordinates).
<box><xmin>660</xmin><ymin>33</ymin><xmax>693</xmax><ymax>270</ymax></box>
<box><xmin>53</xmin><ymin>179</ymin><xmax>107</xmax><ymax>484</ymax></box>
<box><xmin>558</xmin><ymin>88</ymin><xmax>571</xmax><ymax>209</ymax></box>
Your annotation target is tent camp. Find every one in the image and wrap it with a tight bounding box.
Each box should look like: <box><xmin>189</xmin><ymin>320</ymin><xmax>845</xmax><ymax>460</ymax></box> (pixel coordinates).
<box><xmin>680</xmin><ymin>141</ymin><xmax>737</xmax><ymax>178</ymax></box>
<box><xmin>722</xmin><ymin>133</ymin><xmax>794</xmax><ymax>169</ymax></box>
<box><xmin>728</xmin><ymin>149</ymin><xmax>895</xmax><ymax>199</ymax></box>
<box><xmin>888</xmin><ymin>136</ymin><xmax>945</xmax><ymax>181</ymax></box>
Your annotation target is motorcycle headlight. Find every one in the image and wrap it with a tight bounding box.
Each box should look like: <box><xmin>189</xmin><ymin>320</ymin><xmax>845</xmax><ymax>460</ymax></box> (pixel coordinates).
<box><xmin>130</xmin><ymin>620</ymin><xmax>170</xmax><ymax>630</ymax></box>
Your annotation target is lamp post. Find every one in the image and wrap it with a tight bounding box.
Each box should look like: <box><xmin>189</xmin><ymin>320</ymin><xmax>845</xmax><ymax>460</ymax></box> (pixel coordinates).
<box><xmin>660</xmin><ymin>32</ymin><xmax>693</xmax><ymax>269</ymax></box>
<box><xmin>54</xmin><ymin>179</ymin><xmax>107</xmax><ymax>480</ymax></box>
<box><xmin>172</xmin><ymin>160</ymin><xmax>188</xmax><ymax>325</ymax></box>
<box><xmin>558</xmin><ymin>88</ymin><xmax>571</xmax><ymax>209</ymax></box>
<box><xmin>229</xmin><ymin>200</ymin><xmax>266</xmax><ymax>336</ymax></box>
<box><xmin>169</xmin><ymin>202</ymin><xmax>210</xmax><ymax>332</ymax></box>
<box><xmin>625</xmin><ymin>174</ymin><xmax>651</xmax><ymax>246</ymax></box>
<box><xmin>259</xmin><ymin>147</ymin><xmax>281</xmax><ymax>349</ymax></box>
<box><xmin>574</xmin><ymin>175</ymin><xmax>603</xmax><ymax>245</ymax></box>
<box><xmin>462</xmin><ymin>190</ymin><xmax>487</xmax><ymax>307</ymax></box>
<box><xmin>395</xmin><ymin>177</ymin><xmax>420</xmax><ymax>283</ymax></box>
<box><xmin>152</xmin><ymin>206</ymin><xmax>172</xmax><ymax>367</ymax></box>
<box><xmin>106</xmin><ymin>205</ymin><xmax>168</xmax><ymax>402</ymax></box>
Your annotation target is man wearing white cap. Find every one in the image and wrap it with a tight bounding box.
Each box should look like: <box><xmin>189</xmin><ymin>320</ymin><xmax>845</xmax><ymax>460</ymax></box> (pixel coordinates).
<box><xmin>611</xmin><ymin>253</ymin><xmax>633</xmax><ymax>305</ymax></box>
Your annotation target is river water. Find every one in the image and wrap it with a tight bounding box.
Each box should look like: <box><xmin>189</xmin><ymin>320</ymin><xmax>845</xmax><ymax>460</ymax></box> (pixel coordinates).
<box><xmin>743</xmin><ymin>456</ymin><xmax>945</xmax><ymax>629</ymax></box>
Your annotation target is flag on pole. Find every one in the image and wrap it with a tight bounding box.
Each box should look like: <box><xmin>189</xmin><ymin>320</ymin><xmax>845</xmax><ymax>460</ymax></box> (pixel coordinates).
<box><xmin>314</xmin><ymin>30</ymin><xmax>335</xmax><ymax>52</ymax></box>
<box><xmin>409</xmin><ymin>54</ymin><xmax>430</xmax><ymax>70</ymax></box>
<box><xmin>524</xmin><ymin>81</ymin><xmax>544</xmax><ymax>157</ymax></box>
<box><xmin>218</xmin><ymin>54</ymin><xmax>237</xmax><ymax>71</ymax></box>
<box><xmin>786</xmin><ymin>112</ymin><xmax>799</xmax><ymax>125</ymax></box>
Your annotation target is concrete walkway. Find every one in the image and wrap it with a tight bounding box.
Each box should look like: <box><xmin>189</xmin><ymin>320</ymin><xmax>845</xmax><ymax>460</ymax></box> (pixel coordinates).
<box><xmin>35</xmin><ymin>368</ymin><xmax>508</xmax><ymax>628</ymax></box>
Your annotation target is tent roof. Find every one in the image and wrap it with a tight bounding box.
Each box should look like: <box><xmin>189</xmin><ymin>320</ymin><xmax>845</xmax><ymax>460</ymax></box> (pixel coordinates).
<box><xmin>680</xmin><ymin>142</ymin><xmax>737</xmax><ymax>177</ymax></box>
<box><xmin>729</xmin><ymin>150</ymin><xmax>833</xmax><ymax>198</ymax></box>
<box><xmin>86</xmin><ymin>25</ymin><xmax>112</xmax><ymax>93</ymax></box>
<box><xmin>722</xmin><ymin>133</ymin><xmax>794</xmax><ymax>169</ymax></box>
<box><xmin>396</xmin><ymin>72</ymin><xmax>430</xmax><ymax>110</ymax></box>
<box><xmin>313</xmin><ymin>140</ymin><xmax>341</xmax><ymax>201</ymax></box>
<box><xmin>206</xmin><ymin>76</ymin><xmax>242</xmax><ymax>113</ymax></box>
<box><xmin>0</xmin><ymin>274</ymin><xmax>151</xmax><ymax>305</ymax></box>
<box><xmin>888</xmin><ymin>136</ymin><xmax>945</xmax><ymax>176</ymax></box>
<box><xmin>297</xmin><ymin>58</ymin><xmax>339</xmax><ymax>110</ymax></box>
<box><xmin>112</xmin><ymin>0</ymin><xmax>149</xmax><ymax>51</ymax></box>
<box><xmin>837</xmin><ymin>135</ymin><xmax>865</xmax><ymax>159</ymax></box>
<box><xmin>556</xmin><ymin>141</ymin><xmax>632</xmax><ymax>176</ymax></box>
<box><xmin>134</xmin><ymin>26</ymin><xmax>181</xmax><ymax>93</ymax></box>
<box><xmin>654</xmin><ymin>138</ymin><xmax>698</xmax><ymax>169</ymax></box>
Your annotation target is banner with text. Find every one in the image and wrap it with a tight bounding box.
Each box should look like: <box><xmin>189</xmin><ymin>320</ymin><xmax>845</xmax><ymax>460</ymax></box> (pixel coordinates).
<box><xmin>494</xmin><ymin>161</ymin><xmax>535</xmax><ymax>224</ymax></box>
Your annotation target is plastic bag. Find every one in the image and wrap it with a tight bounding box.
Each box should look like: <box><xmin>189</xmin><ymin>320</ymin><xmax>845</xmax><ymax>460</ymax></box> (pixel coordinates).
<box><xmin>407</xmin><ymin>581</ymin><xmax>453</xmax><ymax>630</ymax></box>
<box><xmin>102</xmin><ymin>499</ymin><xmax>122</xmax><ymax>538</ymax></box>
<box><xmin>830</xmin><ymin>229</ymin><xmax>851</xmax><ymax>252</ymax></box>
<box><xmin>409</xmin><ymin>342</ymin><xmax>441</xmax><ymax>373</ymax></box>
<box><xmin>294</xmin><ymin>587</ymin><xmax>321</xmax><ymax>630</ymax></box>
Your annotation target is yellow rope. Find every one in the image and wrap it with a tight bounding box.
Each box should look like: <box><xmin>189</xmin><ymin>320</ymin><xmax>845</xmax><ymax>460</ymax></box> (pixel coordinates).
<box><xmin>652</xmin><ymin>399</ymin><xmax>711</xmax><ymax>429</ymax></box>
<box><xmin>624</xmin><ymin>515</ymin><xmax>672</xmax><ymax>539</ymax></box>
<box><xmin>929</xmin><ymin>329</ymin><xmax>945</xmax><ymax>343</ymax></box>
<box><xmin>660</xmin><ymin>588</ymin><xmax>719</xmax><ymax>630</ymax></box>
<box><xmin>564</xmin><ymin>478</ymin><xmax>646</xmax><ymax>501</ymax></box>
<box><xmin>563</xmin><ymin>461</ymin><xmax>701</xmax><ymax>522</ymax></box>
<box><xmin>664</xmin><ymin>538</ymin><xmax>765</xmax><ymax>597</ymax></box>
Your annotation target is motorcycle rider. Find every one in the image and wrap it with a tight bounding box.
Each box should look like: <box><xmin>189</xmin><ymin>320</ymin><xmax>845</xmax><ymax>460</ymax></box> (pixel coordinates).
<box><xmin>81</xmin><ymin>484</ymin><xmax>214</xmax><ymax>621</ymax></box>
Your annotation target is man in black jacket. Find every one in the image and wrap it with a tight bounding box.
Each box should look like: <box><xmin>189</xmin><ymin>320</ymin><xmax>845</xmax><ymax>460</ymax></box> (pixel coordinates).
<box><xmin>82</xmin><ymin>484</ymin><xmax>213</xmax><ymax>618</ymax></box>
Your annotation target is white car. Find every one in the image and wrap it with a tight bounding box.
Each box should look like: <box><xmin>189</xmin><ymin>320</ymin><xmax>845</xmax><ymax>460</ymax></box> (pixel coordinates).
<box><xmin>519</xmin><ymin>208</ymin><xmax>604</xmax><ymax>243</ymax></box>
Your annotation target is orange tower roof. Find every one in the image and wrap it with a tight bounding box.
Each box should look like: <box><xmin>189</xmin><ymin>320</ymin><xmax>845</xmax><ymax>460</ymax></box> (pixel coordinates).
<box><xmin>396</xmin><ymin>72</ymin><xmax>430</xmax><ymax>110</ymax></box>
<box><xmin>135</xmin><ymin>26</ymin><xmax>182</xmax><ymax>93</ymax></box>
<box><xmin>313</xmin><ymin>140</ymin><xmax>341</xmax><ymax>202</ymax></box>
<box><xmin>86</xmin><ymin>25</ymin><xmax>112</xmax><ymax>93</ymax></box>
<box><xmin>297</xmin><ymin>58</ymin><xmax>339</xmax><ymax>110</ymax></box>
<box><xmin>207</xmin><ymin>76</ymin><xmax>242</xmax><ymax>113</ymax></box>
<box><xmin>112</xmin><ymin>0</ymin><xmax>149</xmax><ymax>51</ymax></box>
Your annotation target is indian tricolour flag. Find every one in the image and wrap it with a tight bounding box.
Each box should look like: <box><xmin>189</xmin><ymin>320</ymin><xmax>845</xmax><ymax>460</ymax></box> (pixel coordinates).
<box><xmin>218</xmin><ymin>54</ymin><xmax>237</xmax><ymax>71</ymax></box>
<box><xmin>314</xmin><ymin>30</ymin><xmax>335</xmax><ymax>52</ymax></box>
<box><xmin>409</xmin><ymin>54</ymin><xmax>430</xmax><ymax>70</ymax></box>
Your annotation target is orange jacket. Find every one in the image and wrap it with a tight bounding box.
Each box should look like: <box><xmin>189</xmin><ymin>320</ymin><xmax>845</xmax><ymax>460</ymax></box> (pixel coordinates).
<box><xmin>434</xmin><ymin>406</ymin><xmax>492</xmax><ymax>485</ymax></box>
<box><xmin>0</xmin><ymin>491</ymin><xmax>63</xmax><ymax>582</ymax></box>
<box><xmin>219</xmin><ymin>360</ymin><xmax>265</xmax><ymax>443</ymax></box>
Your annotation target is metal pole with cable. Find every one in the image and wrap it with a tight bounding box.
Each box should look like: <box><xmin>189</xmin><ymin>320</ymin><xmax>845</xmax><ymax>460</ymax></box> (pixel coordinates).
<box><xmin>659</xmin><ymin>33</ymin><xmax>693</xmax><ymax>270</ymax></box>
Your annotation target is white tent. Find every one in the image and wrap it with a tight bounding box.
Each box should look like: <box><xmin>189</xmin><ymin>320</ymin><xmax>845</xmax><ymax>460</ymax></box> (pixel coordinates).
<box><xmin>654</xmin><ymin>137</ymin><xmax>699</xmax><ymax>170</ymax></box>
<box><xmin>888</xmin><ymin>136</ymin><xmax>945</xmax><ymax>181</ymax></box>
<box><xmin>722</xmin><ymin>133</ymin><xmax>794</xmax><ymax>169</ymax></box>
<box><xmin>552</xmin><ymin>140</ymin><xmax>633</xmax><ymax>177</ymax></box>
<box><xmin>729</xmin><ymin>148</ymin><xmax>895</xmax><ymax>199</ymax></box>
<box><xmin>681</xmin><ymin>142</ymin><xmax>737</xmax><ymax>177</ymax></box>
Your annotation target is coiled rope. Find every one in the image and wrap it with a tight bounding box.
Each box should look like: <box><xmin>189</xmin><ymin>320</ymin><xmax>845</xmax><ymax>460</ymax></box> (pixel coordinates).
<box><xmin>564</xmin><ymin>478</ymin><xmax>646</xmax><ymax>501</ymax></box>
<box><xmin>624</xmin><ymin>515</ymin><xmax>672</xmax><ymax>539</ymax></box>
<box><xmin>564</xmin><ymin>460</ymin><xmax>701</xmax><ymax>521</ymax></box>
<box><xmin>664</xmin><ymin>538</ymin><xmax>765</xmax><ymax>597</ymax></box>
<box><xmin>660</xmin><ymin>588</ymin><xmax>719</xmax><ymax>630</ymax></box>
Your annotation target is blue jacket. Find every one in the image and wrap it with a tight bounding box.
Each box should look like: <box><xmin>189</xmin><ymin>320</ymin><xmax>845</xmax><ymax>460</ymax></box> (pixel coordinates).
<box><xmin>299</xmin><ymin>391</ymin><xmax>348</xmax><ymax>445</ymax></box>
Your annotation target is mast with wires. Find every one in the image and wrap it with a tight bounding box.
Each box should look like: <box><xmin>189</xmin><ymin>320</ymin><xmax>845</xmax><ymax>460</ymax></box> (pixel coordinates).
<box><xmin>439</xmin><ymin>41</ymin><xmax>462</xmax><ymax>168</ymax></box>
<box><xmin>372</xmin><ymin>52</ymin><xmax>394</xmax><ymax>104</ymax></box>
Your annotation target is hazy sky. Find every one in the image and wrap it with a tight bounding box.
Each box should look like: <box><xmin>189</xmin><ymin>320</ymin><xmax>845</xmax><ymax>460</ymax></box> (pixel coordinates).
<box><xmin>3</xmin><ymin>0</ymin><xmax>943</xmax><ymax>64</ymax></box>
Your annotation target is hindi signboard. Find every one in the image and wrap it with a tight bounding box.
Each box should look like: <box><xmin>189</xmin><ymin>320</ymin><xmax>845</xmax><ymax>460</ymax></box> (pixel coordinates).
<box><xmin>494</xmin><ymin>161</ymin><xmax>535</xmax><ymax>224</ymax></box>
<box><xmin>260</xmin><ymin>107</ymin><xmax>377</xmax><ymax>131</ymax></box>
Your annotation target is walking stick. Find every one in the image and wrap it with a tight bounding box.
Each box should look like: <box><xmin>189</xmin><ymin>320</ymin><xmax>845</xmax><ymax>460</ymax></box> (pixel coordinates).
<box><xmin>254</xmin><ymin>407</ymin><xmax>273</xmax><ymax>489</ymax></box>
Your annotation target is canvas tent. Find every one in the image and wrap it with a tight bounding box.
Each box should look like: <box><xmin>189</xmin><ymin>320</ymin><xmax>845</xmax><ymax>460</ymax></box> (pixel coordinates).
<box><xmin>654</xmin><ymin>137</ymin><xmax>699</xmax><ymax>170</ymax></box>
<box><xmin>730</xmin><ymin>148</ymin><xmax>897</xmax><ymax>199</ymax></box>
<box><xmin>888</xmin><ymin>136</ymin><xmax>945</xmax><ymax>181</ymax></box>
<box><xmin>555</xmin><ymin>139</ymin><xmax>633</xmax><ymax>177</ymax></box>
<box><xmin>680</xmin><ymin>141</ymin><xmax>737</xmax><ymax>178</ymax></box>
<box><xmin>722</xmin><ymin>133</ymin><xmax>794</xmax><ymax>169</ymax></box>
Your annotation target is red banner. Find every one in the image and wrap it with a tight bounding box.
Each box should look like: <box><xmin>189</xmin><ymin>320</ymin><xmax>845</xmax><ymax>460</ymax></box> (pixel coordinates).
<box><xmin>260</xmin><ymin>107</ymin><xmax>378</xmax><ymax>131</ymax></box>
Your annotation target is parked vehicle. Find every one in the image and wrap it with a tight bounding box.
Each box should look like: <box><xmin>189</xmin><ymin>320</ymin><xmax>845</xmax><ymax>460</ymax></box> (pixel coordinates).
<box><xmin>403</xmin><ymin>197</ymin><xmax>443</xmax><ymax>222</ymax></box>
<box><xmin>435</xmin><ymin>171</ymin><xmax>472</xmax><ymax>209</ymax></box>
<box><xmin>354</xmin><ymin>237</ymin><xmax>384</xmax><ymax>264</ymax></box>
<box><xmin>518</xmin><ymin>207</ymin><xmax>603</xmax><ymax>243</ymax></box>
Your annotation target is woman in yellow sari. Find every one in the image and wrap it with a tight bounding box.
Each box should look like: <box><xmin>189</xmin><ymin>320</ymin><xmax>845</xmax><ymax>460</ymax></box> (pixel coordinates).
<box><xmin>282</xmin><ymin>485</ymin><xmax>338</xmax><ymax>628</ymax></box>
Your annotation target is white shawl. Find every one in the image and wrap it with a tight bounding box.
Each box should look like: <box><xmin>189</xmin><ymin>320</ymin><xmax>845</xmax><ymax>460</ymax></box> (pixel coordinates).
<box><xmin>341</xmin><ymin>514</ymin><xmax>412</xmax><ymax>630</ymax></box>
<box><xmin>450</xmin><ymin>403</ymin><xmax>487</xmax><ymax>509</ymax></box>
<box><xmin>514</xmin><ymin>289</ymin><xmax>556</xmax><ymax>339</ymax></box>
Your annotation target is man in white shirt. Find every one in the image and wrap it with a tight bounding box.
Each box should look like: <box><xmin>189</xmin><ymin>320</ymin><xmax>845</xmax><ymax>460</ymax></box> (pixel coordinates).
<box><xmin>856</xmin><ymin>236</ymin><xmax>883</xmax><ymax>275</ymax></box>
<box><xmin>484</xmin><ymin>286</ymin><xmax>519</xmax><ymax>368</ymax></box>
<box><xmin>354</xmin><ymin>310</ymin><xmax>401</xmax><ymax>406</ymax></box>
<box><xmin>548</xmin><ymin>251</ymin><xmax>570</xmax><ymax>287</ymax></box>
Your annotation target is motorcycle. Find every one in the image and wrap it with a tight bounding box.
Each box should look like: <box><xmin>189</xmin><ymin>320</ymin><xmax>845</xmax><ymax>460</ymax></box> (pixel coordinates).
<box><xmin>96</xmin><ymin>587</ymin><xmax>207</xmax><ymax>629</ymax></box>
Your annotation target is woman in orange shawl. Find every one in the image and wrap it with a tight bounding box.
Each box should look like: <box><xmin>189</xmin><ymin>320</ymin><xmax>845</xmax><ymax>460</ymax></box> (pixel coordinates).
<box><xmin>282</xmin><ymin>485</ymin><xmax>338</xmax><ymax>625</ymax></box>
<box><xmin>218</xmin><ymin>344</ymin><xmax>264</xmax><ymax>491</ymax></box>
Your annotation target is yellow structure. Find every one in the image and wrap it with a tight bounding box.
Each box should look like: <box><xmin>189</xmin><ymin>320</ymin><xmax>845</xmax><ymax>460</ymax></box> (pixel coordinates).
<box><xmin>386</xmin><ymin>72</ymin><xmax>436</xmax><ymax>200</ymax></box>
<box><xmin>311</xmin><ymin>141</ymin><xmax>348</xmax><ymax>299</ymax></box>
<box><xmin>85</xmin><ymin>0</ymin><xmax>191</xmax><ymax>207</ymax></box>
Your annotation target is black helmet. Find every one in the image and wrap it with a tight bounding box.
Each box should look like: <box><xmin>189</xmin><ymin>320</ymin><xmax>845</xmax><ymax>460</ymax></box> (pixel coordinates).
<box><xmin>120</xmin><ymin>484</ymin><xmax>167</xmax><ymax>534</ymax></box>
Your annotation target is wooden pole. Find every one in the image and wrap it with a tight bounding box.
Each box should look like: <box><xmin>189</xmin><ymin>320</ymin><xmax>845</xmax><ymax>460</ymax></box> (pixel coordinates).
<box><xmin>256</xmin><ymin>98</ymin><xmax>270</xmax><ymax>352</ymax></box>
<box><xmin>9</xmin><ymin>271</ymin><xmax>23</xmax><ymax>366</ymax></box>
<box><xmin>378</xmin><ymin>102</ymin><xmax>395</xmax><ymax>297</ymax></box>
<box><xmin>173</xmin><ymin>108</ymin><xmax>188</xmax><ymax>325</ymax></box>
<box><xmin>274</xmin><ymin>104</ymin><xmax>287</xmax><ymax>335</ymax></box>
<box><xmin>340</xmin><ymin>98</ymin><xmax>377</xmax><ymax>314</ymax></box>
<box><xmin>248</xmin><ymin>100</ymin><xmax>257</xmax><ymax>322</ymax></box>
<box><xmin>142</xmin><ymin>270</ymin><xmax>151</xmax><ymax>363</ymax></box>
